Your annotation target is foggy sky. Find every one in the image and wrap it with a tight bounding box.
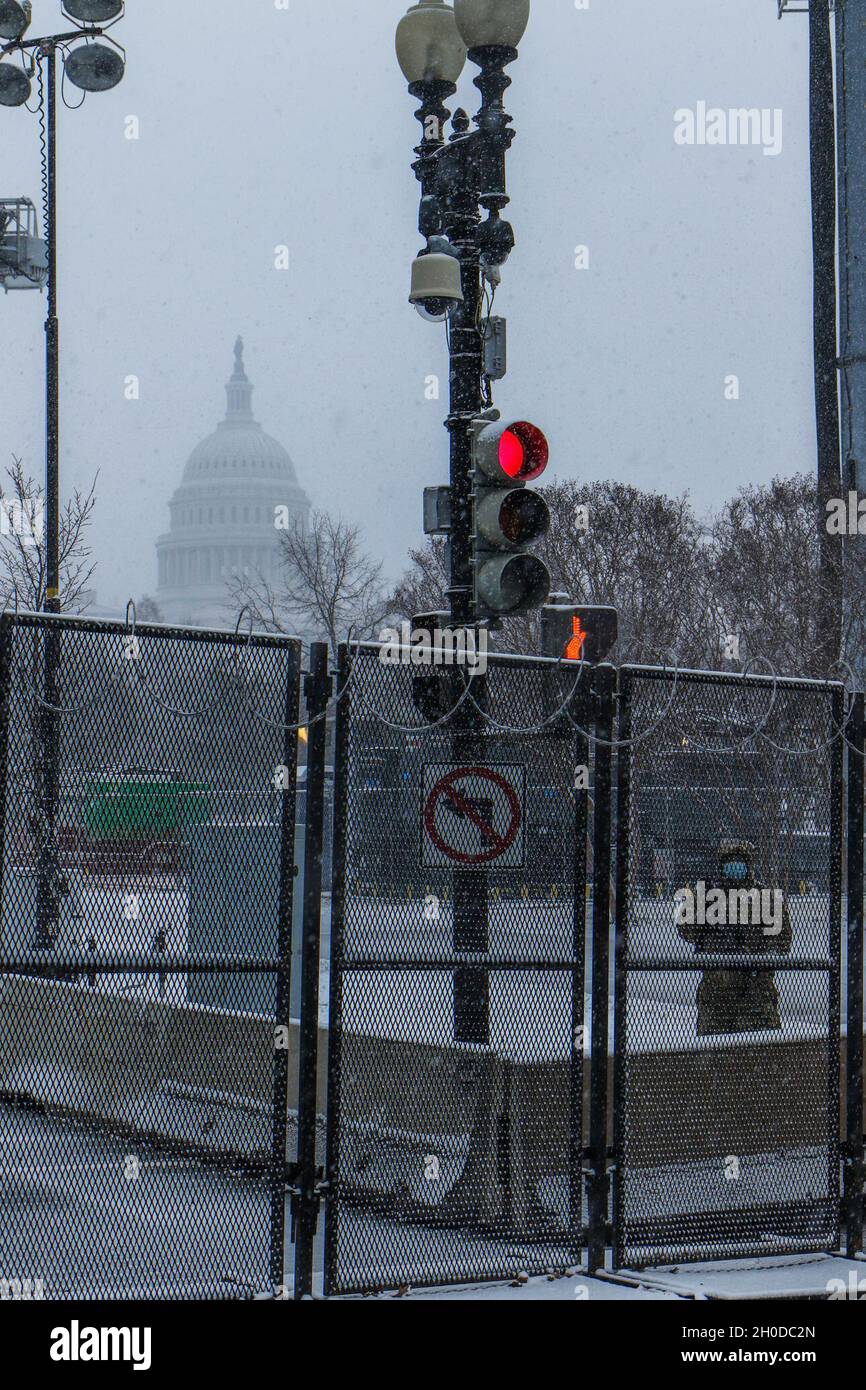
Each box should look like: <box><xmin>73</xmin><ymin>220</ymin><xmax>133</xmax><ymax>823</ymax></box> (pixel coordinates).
<box><xmin>0</xmin><ymin>0</ymin><xmax>815</xmax><ymax>611</ymax></box>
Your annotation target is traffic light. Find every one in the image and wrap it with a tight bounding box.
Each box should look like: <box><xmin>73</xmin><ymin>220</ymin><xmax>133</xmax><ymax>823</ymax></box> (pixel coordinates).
<box><xmin>541</xmin><ymin>602</ymin><xmax>619</xmax><ymax>664</ymax></box>
<box><xmin>471</xmin><ymin>416</ymin><xmax>551</xmax><ymax>618</ymax></box>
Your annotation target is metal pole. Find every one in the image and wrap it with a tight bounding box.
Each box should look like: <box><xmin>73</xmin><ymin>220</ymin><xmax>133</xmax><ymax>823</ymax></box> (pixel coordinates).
<box><xmin>587</xmin><ymin>665</ymin><xmax>615</xmax><ymax>1273</ymax></box>
<box><xmin>809</xmin><ymin>0</ymin><xmax>843</xmax><ymax>673</ymax></box>
<box><xmin>444</xmin><ymin>119</ymin><xmax>481</xmax><ymax>633</ymax></box>
<box><xmin>446</xmin><ymin>155</ymin><xmax>490</xmax><ymax>1046</ymax></box>
<box><xmin>569</xmin><ymin>689</ymin><xmax>590</xmax><ymax>1259</ymax></box>
<box><xmin>269</xmin><ymin>643</ymin><xmax>301</xmax><ymax>1294</ymax></box>
<box><xmin>611</xmin><ymin>667</ymin><xmax>632</xmax><ymax>1273</ymax></box>
<box><xmin>845</xmin><ymin>692</ymin><xmax>864</xmax><ymax>1256</ymax></box>
<box><xmin>34</xmin><ymin>45</ymin><xmax>60</xmax><ymax>952</ymax></box>
<box><xmin>0</xmin><ymin>617</ymin><xmax>12</xmax><ymax>961</ymax></box>
<box><xmin>44</xmin><ymin>43</ymin><xmax>59</xmax><ymax>614</ymax></box>
<box><xmin>293</xmin><ymin>642</ymin><xmax>331</xmax><ymax>1299</ymax></box>
<box><xmin>322</xmin><ymin>642</ymin><xmax>351</xmax><ymax>1298</ymax></box>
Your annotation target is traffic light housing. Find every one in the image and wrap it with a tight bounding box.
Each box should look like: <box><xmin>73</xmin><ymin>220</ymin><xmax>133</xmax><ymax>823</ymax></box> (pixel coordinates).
<box><xmin>541</xmin><ymin>603</ymin><xmax>619</xmax><ymax>664</ymax></box>
<box><xmin>411</xmin><ymin>611</ymin><xmax>453</xmax><ymax>724</ymax></box>
<box><xmin>471</xmin><ymin>416</ymin><xmax>551</xmax><ymax>618</ymax></box>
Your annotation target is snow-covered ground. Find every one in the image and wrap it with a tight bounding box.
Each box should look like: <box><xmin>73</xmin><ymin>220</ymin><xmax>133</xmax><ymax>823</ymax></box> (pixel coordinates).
<box><xmin>4</xmin><ymin>1101</ymin><xmax>849</xmax><ymax>1301</ymax></box>
<box><xmin>0</xmin><ymin>1105</ymin><xmax>273</xmax><ymax>1299</ymax></box>
<box><xmin>373</xmin><ymin>1253</ymin><xmax>865</xmax><ymax>1302</ymax></box>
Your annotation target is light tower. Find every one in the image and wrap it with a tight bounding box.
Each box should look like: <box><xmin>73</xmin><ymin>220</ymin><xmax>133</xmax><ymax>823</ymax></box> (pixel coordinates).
<box><xmin>0</xmin><ymin>0</ymin><xmax>126</xmax><ymax>951</ymax></box>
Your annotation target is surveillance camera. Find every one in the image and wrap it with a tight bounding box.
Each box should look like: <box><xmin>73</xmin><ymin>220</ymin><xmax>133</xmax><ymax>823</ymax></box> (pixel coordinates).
<box><xmin>414</xmin><ymin>298</ymin><xmax>455</xmax><ymax>323</ymax></box>
<box><xmin>477</xmin><ymin>214</ymin><xmax>515</xmax><ymax>269</ymax></box>
<box><xmin>409</xmin><ymin>240</ymin><xmax>464</xmax><ymax>323</ymax></box>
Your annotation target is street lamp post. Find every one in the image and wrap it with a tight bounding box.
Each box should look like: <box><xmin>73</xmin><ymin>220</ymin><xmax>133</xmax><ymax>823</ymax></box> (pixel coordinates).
<box><xmin>397</xmin><ymin>0</ymin><xmax>528</xmax><ymax>630</ymax></box>
<box><xmin>397</xmin><ymin>0</ymin><xmax>531</xmax><ymax>1054</ymax></box>
<box><xmin>1</xmin><ymin>1</ymin><xmax>126</xmax><ymax>951</ymax></box>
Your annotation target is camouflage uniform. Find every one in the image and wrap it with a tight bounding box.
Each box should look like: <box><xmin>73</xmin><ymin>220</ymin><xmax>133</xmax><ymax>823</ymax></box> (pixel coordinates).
<box><xmin>677</xmin><ymin>840</ymin><xmax>792</xmax><ymax>1037</ymax></box>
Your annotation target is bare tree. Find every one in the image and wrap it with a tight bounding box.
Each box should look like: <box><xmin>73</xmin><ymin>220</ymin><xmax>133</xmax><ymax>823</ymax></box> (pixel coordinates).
<box><xmin>703</xmin><ymin>474</ymin><xmax>866</xmax><ymax>680</ymax></box>
<box><xmin>228</xmin><ymin>510</ymin><xmax>389</xmax><ymax>656</ymax></box>
<box><xmin>0</xmin><ymin>457</ymin><xmax>97</xmax><ymax>614</ymax></box>
<box><xmin>390</xmin><ymin>537</ymin><xmax>449</xmax><ymax>622</ymax></box>
<box><xmin>0</xmin><ymin>459</ymin><xmax>96</xmax><ymax>915</ymax></box>
<box><xmin>534</xmin><ymin>480</ymin><xmax>707</xmax><ymax>663</ymax></box>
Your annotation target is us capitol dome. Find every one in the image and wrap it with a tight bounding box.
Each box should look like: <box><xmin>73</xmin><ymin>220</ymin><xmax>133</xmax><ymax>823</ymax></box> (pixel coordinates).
<box><xmin>156</xmin><ymin>337</ymin><xmax>310</xmax><ymax>627</ymax></box>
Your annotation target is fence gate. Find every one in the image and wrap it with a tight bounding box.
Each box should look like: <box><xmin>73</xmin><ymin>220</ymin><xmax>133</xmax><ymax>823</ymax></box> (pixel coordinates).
<box><xmin>613</xmin><ymin>666</ymin><xmax>843</xmax><ymax>1269</ymax></box>
<box><xmin>323</xmin><ymin>643</ymin><xmax>588</xmax><ymax>1296</ymax></box>
<box><xmin>0</xmin><ymin>612</ymin><xmax>301</xmax><ymax>1299</ymax></box>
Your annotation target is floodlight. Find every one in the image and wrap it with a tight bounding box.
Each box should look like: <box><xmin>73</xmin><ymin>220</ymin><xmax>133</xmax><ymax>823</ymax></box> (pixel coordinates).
<box><xmin>63</xmin><ymin>0</ymin><xmax>123</xmax><ymax>23</ymax></box>
<box><xmin>0</xmin><ymin>0</ymin><xmax>30</xmax><ymax>43</ymax></box>
<box><xmin>0</xmin><ymin>60</ymin><xmax>30</xmax><ymax>106</ymax></box>
<box><xmin>64</xmin><ymin>41</ymin><xmax>124</xmax><ymax>93</ymax></box>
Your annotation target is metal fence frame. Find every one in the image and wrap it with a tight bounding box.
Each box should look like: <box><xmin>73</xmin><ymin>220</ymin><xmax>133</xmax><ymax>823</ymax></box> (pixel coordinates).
<box><xmin>311</xmin><ymin>653</ymin><xmax>863</xmax><ymax>1291</ymax></box>
<box><xmin>321</xmin><ymin>641</ymin><xmax>590</xmax><ymax>1297</ymax></box>
<box><xmin>610</xmin><ymin>664</ymin><xmax>845</xmax><ymax>1271</ymax></box>
<box><xmin>845</xmin><ymin>691</ymin><xmax>865</xmax><ymax>1257</ymax></box>
<box><xmin>0</xmin><ymin>610</ymin><xmax>303</xmax><ymax>1299</ymax></box>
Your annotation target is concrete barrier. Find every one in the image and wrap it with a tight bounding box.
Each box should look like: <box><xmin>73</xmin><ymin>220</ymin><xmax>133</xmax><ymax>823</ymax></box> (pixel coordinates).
<box><xmin>0</xmin><ymin>973</ymin><xmax>851</xmax><ymax>1229</ymax></box>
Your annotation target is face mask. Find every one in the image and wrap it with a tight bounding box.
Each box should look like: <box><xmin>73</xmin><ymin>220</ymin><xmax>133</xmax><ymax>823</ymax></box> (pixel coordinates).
<box><xmin>723</xmin><ymin>861</ymin><xmax>748</xmax><ymax>881</ymax></box>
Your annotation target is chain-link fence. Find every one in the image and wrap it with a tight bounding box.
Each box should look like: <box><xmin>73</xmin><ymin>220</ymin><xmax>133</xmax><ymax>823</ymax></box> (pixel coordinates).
<box><xmin>0</xmin><ymin>612</ymin><xmax>301</xmax><ymax>1299</ymax></box>
<box><xmin>323</xmin><ymin>644</ymin><xmax>589</xmax><ymax>1295</ymax></box>
<box><xmin>613</xmin><ymin>667</ymin><xmax>844</xmax><ymax>1268</ymax></box>
<box><xmin>0</xmin><ymin>622</ymin><xmax>858</xmax><ymax>1298</ymax></box>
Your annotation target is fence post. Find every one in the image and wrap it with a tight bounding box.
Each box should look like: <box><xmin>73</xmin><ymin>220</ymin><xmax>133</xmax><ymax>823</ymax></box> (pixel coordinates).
<box><xmin>0</xmin><ymin>617</ymin><xmax>11</xmax><ymax>942</ymax></box>
<box><xmin>569</xmin><ymin>686</ymin><xmax>590</xmax><ymax>1260</ymax></box>
<box><xmin>587</xmin><ymin>663</ymin><xmax>615</xmax><ymax>1272</ymax></box>
<box><xmin>322</xmin><ymin>642</ymin><xmax>351</xmax><ymax>1298</ymax></box>
<box><xmin>268</xmin><ymin>641</ymin><xmax>301</xmax><ymax>1295</ymax></box>
<box><xmin>612</xmin><ymin>667</ymin><xmax>632</xmax><ymax>1272</ymax></box>
<box><xmin>846</xmin><ymin>691</ymin><xmax>864</xmax><ymax>1257</ymax></box>
<box><xmin>292</xmin><ymin>642</ymin><xmax>332</xmax><ymax>1299</ymax></box>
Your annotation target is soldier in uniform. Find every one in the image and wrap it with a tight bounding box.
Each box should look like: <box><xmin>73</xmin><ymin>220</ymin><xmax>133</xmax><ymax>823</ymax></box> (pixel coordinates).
<box><xmin>677</xmin><ymin>839</ymin><xmax>792</xmax><ymax>1036</ymax></box>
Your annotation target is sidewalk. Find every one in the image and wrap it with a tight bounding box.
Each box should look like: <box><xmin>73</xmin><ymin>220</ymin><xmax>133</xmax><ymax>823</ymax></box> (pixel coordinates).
<box><xmin>354</xmin><ymin>1253</ymin><xmax>866</xmax><ymax>1302</ymax></box>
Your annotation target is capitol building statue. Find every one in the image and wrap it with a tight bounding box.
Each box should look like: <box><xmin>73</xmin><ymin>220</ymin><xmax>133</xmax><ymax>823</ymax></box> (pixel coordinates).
<box><xmin>156</xmin><ymin>337</ymin><xmax>310</xmax><ymax>628</ymax></box>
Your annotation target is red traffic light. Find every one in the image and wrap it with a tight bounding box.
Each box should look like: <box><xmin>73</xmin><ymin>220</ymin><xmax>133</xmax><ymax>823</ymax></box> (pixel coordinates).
<box><xmin>475</xmin><ymin>418</ymin><xmax>550</xmax><ymax>485</ymax></box>
<box><xmin>472</xmin><ymin>415</ymin><xmax>552</xmax><ymax>617</ymax></box>
<box><xmin>498</xmin><ymin>421</ymin><xmax>549</xmax><ymax>483</ymax></box>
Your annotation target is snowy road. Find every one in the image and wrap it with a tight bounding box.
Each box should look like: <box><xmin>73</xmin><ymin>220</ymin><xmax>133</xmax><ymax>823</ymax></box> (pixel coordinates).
<box><xmin>0</xmin><ymin>1104</ymin><xmax>274</xmax><ymax>1298</ymax></box>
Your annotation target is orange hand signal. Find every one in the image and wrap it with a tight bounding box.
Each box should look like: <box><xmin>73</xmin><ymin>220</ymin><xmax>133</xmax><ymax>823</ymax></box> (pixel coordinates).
<box><xmin>566</xmin><ymin>615</ymin><xmax>587</xmax><ymax>661</ymax></box>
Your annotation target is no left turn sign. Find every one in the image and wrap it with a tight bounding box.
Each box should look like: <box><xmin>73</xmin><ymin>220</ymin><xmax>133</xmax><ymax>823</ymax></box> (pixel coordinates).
<box><xmin>421</xmin><ymin>764</ymin><xmax>526</xmax><ymax>869</ymax></box>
